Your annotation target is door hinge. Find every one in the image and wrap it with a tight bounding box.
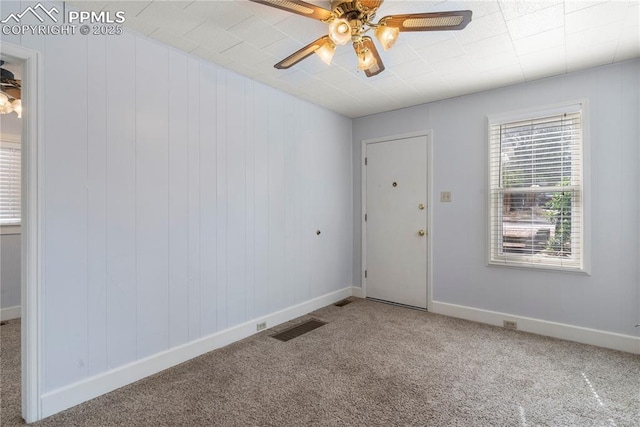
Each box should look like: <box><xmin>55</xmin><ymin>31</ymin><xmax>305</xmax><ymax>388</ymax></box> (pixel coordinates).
<box><xmin>364</xmin><ymin>270</ymin><xmax>367</xmax><ymax>278</ymax></box>
<box><xmin>364</xmin><ymin>157</ymin><xmax>367</xmax><ymax>165</ymax></box>
<box><xmin>364</xmin><ymin>213</ymin><xmax>367</xmax><ymax>221</ymax></box>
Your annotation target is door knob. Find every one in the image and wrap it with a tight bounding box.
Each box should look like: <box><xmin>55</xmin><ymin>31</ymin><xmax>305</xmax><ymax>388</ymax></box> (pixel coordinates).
<box><xmin>418</xmin><ymin>229</ymin><xmax>425</xmax><ymax>236</ymax></box>
<box><xmin>418</xmin><ymin>203</ymin><xmax>425</xmax><ymax>210</ymax></box>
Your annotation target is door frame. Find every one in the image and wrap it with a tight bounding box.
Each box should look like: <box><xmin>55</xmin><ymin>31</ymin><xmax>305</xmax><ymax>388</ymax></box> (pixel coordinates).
<box><xmin>1</xmin><ymin>42</ymin><xmax>43</xmax><ymax>423</ymax></box>
<box><xmin>361</xmin><ymin>131</ymin><xmax>433</xmax><ymax>311</ymax></box>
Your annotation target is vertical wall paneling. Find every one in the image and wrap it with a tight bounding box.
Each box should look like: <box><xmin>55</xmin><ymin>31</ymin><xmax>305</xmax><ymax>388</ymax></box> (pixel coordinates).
<box><xmin>43</xmin><ymin>27</ymin><xmax>89</xmax><ymax>392</ymax></box>
<box><xmin>17</xmin><ymin>1</ymin><xmax>44</xmax><ymax>52</ymax></box>
<box><xmin>284</xmin><ymin>99</ymin><xmax>296</xmax><ymax>308</ymax></box>
<box><xmin>215</xmin><ymin>68</ymin><xmax>228</xmax><ymax>331</ymax></box>
<box><xmin>593</xmin><ymin>67</ymin><xmax>623</xmax><ymax>332</ymax></box>
<box><xmin>135</xmin><ymin>38</ymin><xmax>170</xmax><ymax>358</ymax></box>
<box><xmin>168</xmin><ymin>50</ymin><xmax>190</xmax><ymax>348</ymax></box>
<box><xmin>268</xmin><ymin>91</ymin><xmax>286</xmax><ymax>313</ymax></box>
<box><xmin>619</xmin><ymin>62</ymin><xmax>640</xmax><ymax>335</ymax></box>
<box><xmin>199</xmin><ymin>62</ymin><xmax>218</xmax><ymax>336</ymax></box>
<box><xmin>105</xmin><ymin>32</ymin><xmax>138</xmax><ymax>369</ymax></box>
<box><xmin>294</xmin><ymin>100</ymin><xmax>309</xmax><ymax>304</ymax></box>
<box><xmin>0</xmin><ymin>1</ymin><xmax>21</xmax><ymax>45</ymax></box>
<box><xmin>86</xmin><ymin>34</ymin><xmax>108</xmax><ymax>376</ymax></box>
<box><xmin>244</xmin><ymin>80</ymin><xmax>256</xmax><ymax>322</ymax></box>
<box><xmin>186</xmin><ymin>57</ymin><xmax>201</xmax><ymax>341</ymax></box>
<box><xmin>226</xmin><ymin>72</ymin><xmax>246</xmax><ymax>327</ymax></box>
<box><xmin>253</xmin><ymin>83</ymin><xmax>270</xmax><ymax>318</ymax></box>
<box><xmin>309</xmin><ymin>108</ymin><xmax>328</xmax><ymax>298</ymax></box>
<box><xmin>15</xmin><ymin>15</ymin><xmax>354</xmax><ymax>402</ymax></box>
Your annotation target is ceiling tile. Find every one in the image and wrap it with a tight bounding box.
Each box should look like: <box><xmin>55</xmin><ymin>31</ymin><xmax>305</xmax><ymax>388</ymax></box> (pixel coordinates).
<box><xmin>274</xmin><ymin>15</ymin><xmax>328</xmax><ymax>45</ymax></box>
<box><xmin>454</xmin><ymin>11</ymin><xmax>509</xmax><ymax>45</ymax></box>
<box><xmin>429</xmin><ymin>56</ymin><xmax>474</xmax><ymax>76</ymax></box>
<box><xmin>184</xmin><ymin>23</ymin><xmax>243</xmax><ymax>53</ymax></box>
<box><xmin>382</xmin><ymin>43</ymin><xmax>423</xmax><ymax>65</ymax></box>
<box><xmin>564</xmin><ymin>1</ymin><xmax>608</xmax><ymax>14</ymax></box>
<box><xmin>122</xmin><ymin>16</ymin><xmax>159</xmax><ymax>36</ymax></box>
<box><xmin>416</xmin><ymin>38</ymin><xmax>466</xmax><ymax>63</ymax></box>
<box><xmin>227</xmin><ymin>16</ymin><xmax>287</xmax><ymax>49</ymax></box>
<box><xmin>566</xmin><ymin>21</ymin><xmax>623</xmax><ymax>49</ymax></box>
<box><xmin>217</xmin><ymin>42</ymin><xmax>274</xmax><ymax>67</ymax></box>
<box><xmin>388</xmin><ymin>59</ymin><xmax>433</xmax><ymax>80</ymax></box>
<box><xmin>136</xmin><ymin>2</ymin><xmax>205</xmax><ymax>36</ymax></box>
<box><xmin>512</xmin><ymin>27</ymin><xmax>565</xmax><ymax>56</ymax></box>
<box><xmin>262</xmin><ymin>37</ymin><xmax>304</xmax><ymax>60</ymax></box>
<box><xmin>614</xmin><ymin>31</ymin><xmax>640</xmax><ymax>61</ymax></box>
<box><xmin>238</xmin><ymin>0</ymin><xmax>294</xmax><ymax>25</ymax></box>
<box><xmin>190</xmin><ymin>45</ymin><xmax>233</xmax><ymax>66</ymax></box>
<box><xmin>519</xmin><ymin>46</ymin><xmax>568</xmax><ymax>79</ymax></box>
<box><xmin>506</xmin><ymin>3</ymin><xmax>565</xmax><ymax>39</ymax></box>
<box><xmin>565</xmin><ymin>0</ymin><xmax>630</xmax><ymax>33</ymax></box>
<box><xmin>183</xmin><ymin>0</ymin><xmax>253</xmax><ymax>30</ymax></box>
<box><xmin>498</xmin><ymin>0</ymin><xmax>563</xmax><ymax>21</ymax></box>
<box><xmin>566</xmin><ymin>40</ymin><xmax>618</xmax><ymax>71</ymax></box>
<box><xmin>149</xmin><ymin>28</ymin><xmax>200</xmax><ymax>53</ymax></box>
<box><xmin>101</xmin><ymin>1</ymin><xmax>152</xmax><ymax>17</ymax></box>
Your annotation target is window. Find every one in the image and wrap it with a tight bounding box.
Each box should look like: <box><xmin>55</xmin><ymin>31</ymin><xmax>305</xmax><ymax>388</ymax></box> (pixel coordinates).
<box><xmin>488</xmin><ymin>103</ymin><xmax>585</xmax><ymax>272</ymax></box>
<box><xmin>0</xmin><ymin>141</ymin><xmax>21</xmax><ymax>226</ymax></box>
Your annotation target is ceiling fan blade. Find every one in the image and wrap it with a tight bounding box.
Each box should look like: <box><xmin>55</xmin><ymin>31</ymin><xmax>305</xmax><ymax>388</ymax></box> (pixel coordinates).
<box><xmin>353</xmin><ymin>37</ymin><xmax>385</xmax><ymax>77</ymax></box>
<box><xmin>249</xmin><ymin>0</ymin><xmax>333</xmax><ymax>21</ymax></box>
<box><xmin>380</xmin><ymin>10</ymin><xmax>472</xmax><ymax>32</ymax></box>
<box><xmin>275</xmin><ymin>35</ymin><xmax>331</xmax><ymax>69</ymax></box>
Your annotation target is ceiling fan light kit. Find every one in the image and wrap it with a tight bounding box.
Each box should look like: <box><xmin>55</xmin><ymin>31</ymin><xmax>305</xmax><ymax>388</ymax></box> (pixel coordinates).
<box><xmin>0</xmin><ymin>62</ymin><xmax>21</xmax><ymax>118</ymax></box>
<box><xmin>250</xmin><ymin>0</ymin><xmax>472</xmax><ymax>77</ymax></box>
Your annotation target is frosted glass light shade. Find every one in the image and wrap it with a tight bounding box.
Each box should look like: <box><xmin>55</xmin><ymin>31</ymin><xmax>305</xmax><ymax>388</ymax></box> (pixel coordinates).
<box><xmin>315</xmin><ymin>42</ymin><xmax>336</xmax><ymax>65</ymax></box>
<box><xmin>375</xmin><ymin>25</ymin><xmax>399</xmax><ymax>50</ymax></box>
<box><xmin>357</xmin><ymin>49</ymin><xmax>376</xmax><ymax>70</ymax></box>
<box><xmin>329</xmin><ymin>18</ymin><xmax>351</xmax><ymax>45</ymax></box>
<box><xmin>11</xmin><ymin>99</ymin><xmax>21</xmax><ymax>118</ymax></box>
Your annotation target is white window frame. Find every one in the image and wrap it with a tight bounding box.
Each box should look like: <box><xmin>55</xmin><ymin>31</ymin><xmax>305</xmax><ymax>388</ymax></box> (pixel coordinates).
<box><xmin>487</xmin><ymin>100</ymin><xmax>590</xmax><ymax>274</ymax></box>
<box><xmin>0</xmin><ymin>136</ymin><xmax>21</xmax><ymax>233</ymax></box>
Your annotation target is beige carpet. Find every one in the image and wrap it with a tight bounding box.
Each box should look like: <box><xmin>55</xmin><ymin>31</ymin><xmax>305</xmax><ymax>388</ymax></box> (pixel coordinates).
<box><xmin>1</xmin><ymin>298</ymin><xmax>639</xmax><ymax>426</ymax></box>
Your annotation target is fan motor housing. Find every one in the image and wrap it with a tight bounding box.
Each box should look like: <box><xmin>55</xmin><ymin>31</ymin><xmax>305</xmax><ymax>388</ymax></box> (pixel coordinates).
<box><xmin>331</xmin><ymin>1</ymin><xmax>375</xmax><ymax>21</ymax></box>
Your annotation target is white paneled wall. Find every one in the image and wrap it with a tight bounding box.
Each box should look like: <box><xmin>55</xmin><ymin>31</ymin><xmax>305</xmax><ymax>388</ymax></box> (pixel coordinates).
<box><xmin>3</xmin><ymin>2</ymin><xmax>352</xmax><ymax>393</ymax></box>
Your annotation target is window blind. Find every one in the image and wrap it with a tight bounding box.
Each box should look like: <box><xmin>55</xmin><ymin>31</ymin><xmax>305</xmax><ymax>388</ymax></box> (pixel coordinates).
<box><xmin>0</xmin><ymin>142</ymin><xmax>21</xmax><ymax>225</ymax></box>
<box><xmin>488</xmin><ymin>109</ymin><xmax>583</xmax><ymax>271</ymax></box>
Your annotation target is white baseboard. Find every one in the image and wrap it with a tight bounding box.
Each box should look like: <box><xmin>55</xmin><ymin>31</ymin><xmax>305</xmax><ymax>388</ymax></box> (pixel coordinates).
<box><xmin>432</xmin><ymin>301</ymin><xmax>640</xmax><ymax>355</ymax></box>
<box><xmin>1</xmin><ymin>305</ymin><xmax>20</xmax><ymax>321</ymax></box>
<box><xmin>41</xmin><ymin>286</ymin><xmax>353</xmax><ymax>419</ymax></box>
<box><xmin>350</xmin><ymin>286</ymin><xmax>365</xmax><ymax>298</ymax></box>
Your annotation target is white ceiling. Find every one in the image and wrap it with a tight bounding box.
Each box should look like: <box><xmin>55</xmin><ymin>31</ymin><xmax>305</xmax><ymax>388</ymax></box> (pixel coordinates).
<box><xmin>70</xmin><ymin>0</ymin><xmax>639</xmax><ymax>117</ymax></box>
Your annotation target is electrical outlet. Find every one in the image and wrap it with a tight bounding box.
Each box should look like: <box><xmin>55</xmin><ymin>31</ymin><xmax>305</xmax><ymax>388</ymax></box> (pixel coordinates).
<box><xmin>503</xmin><ymin>320</ymin><xmax>518</xmax><ymax>330</ymax></box>
<box><xmin>440</xmin><ymin>191</ymin><xmax>452</xmax><ymax>202</ymax></box>
<box><xmin>256</xmin><ymin>321</ymin><xmax>267</xmax><ymax>331</ymax></box>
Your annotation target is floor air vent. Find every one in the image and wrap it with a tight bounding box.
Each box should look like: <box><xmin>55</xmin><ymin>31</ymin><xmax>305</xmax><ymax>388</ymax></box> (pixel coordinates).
<box><xmin>272</xmin><ymin>319</ymin><xmax>326</xmax><ymax>342</ymax></box>
<box><xmin>334</xmin><ymin>299</ymin><xmax>352</xmax><ymax>307</ymax></box>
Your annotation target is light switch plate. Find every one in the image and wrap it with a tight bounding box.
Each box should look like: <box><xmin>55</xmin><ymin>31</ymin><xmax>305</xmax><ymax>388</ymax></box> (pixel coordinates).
<box><xmin>440</xmin><ymin>191</ymin><xmax>452</xmax><ymax>202</ymax></box>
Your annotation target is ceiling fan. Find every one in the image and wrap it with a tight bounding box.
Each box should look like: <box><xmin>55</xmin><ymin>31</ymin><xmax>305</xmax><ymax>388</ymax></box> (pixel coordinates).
<box><xmin>250</xmin><ymin>0</ymin><xmax>472</xmax><ymax>77</ymax></box>
<box><xmin>0</xmin><ymin>60</ymin><xmax>21</xmax><ymax>118</ymax></box>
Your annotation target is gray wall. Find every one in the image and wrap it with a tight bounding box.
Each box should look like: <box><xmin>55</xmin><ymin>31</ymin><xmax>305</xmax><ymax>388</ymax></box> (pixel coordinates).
<box><xmin>1</xmin><ymin>233</ymin><xmax>21</xmax><ymax>309</ymax></box>
<box><xmin>353</xmin><ymin>60</ymin><xmax>639</xmax><ymax>337</ymax></box>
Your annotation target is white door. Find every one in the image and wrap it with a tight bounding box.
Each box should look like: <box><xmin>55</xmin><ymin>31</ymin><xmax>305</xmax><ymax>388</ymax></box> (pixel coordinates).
<box><xmin>365</xmin><ymin>135</ymin><xmax>428</xmax><ymax>309</ymax></box>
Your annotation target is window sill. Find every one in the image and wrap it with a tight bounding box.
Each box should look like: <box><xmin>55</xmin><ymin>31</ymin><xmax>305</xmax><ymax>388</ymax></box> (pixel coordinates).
<box><xmin>488</xmin><ymin>259</ymin><xmax>589</xmax><ymax>275</ymax></box>
<box><xmin>0</xmin><ymin>225</ymin><xmax>21</xmax><ymax>235</ymax></box>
